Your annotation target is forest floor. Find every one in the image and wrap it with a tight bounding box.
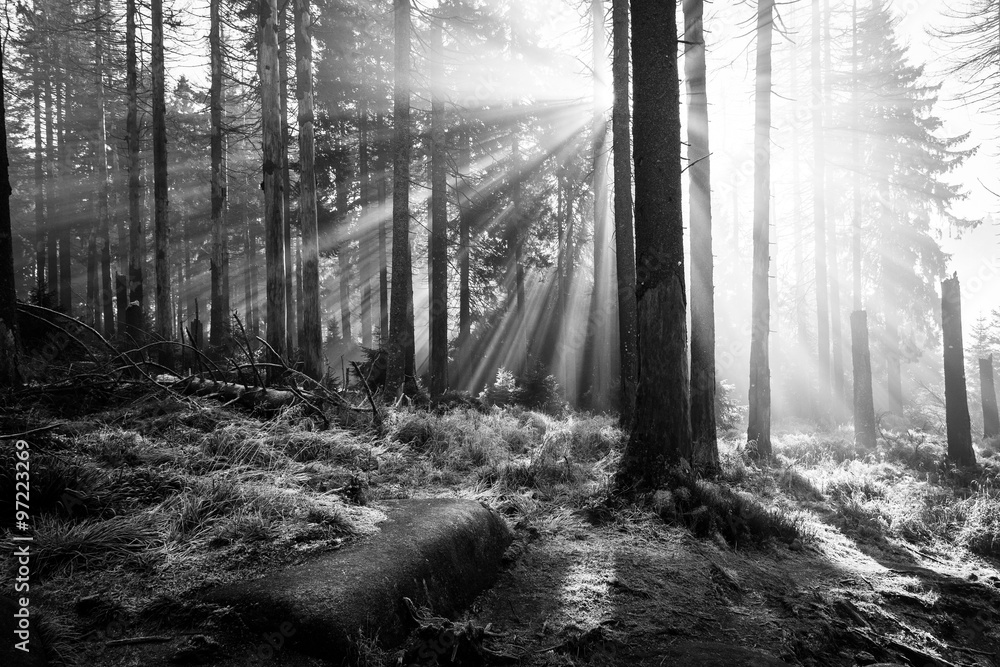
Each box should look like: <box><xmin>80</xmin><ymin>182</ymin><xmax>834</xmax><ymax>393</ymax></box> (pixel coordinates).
<box><xmin>3</xmin><ymin>382</ymin><xmax>1000</xmax><ymax>667</ymax></box>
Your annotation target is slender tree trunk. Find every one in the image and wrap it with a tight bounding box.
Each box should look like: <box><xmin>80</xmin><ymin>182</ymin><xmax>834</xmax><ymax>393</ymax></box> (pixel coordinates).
<box><xmin>612</xmin><ymin>0</ymin><xmax>636</xmax><ymax>427</ymax></box>
<box><xmin>57</xmin><ymin>70</ymin><xmax>71</xmax><ymax>316</ymax></box>
<box><xmin>429</xmin><ymin>17</ymin><xmax>448</xmax><ymax>397</ymax></box>
<box><xmin>337</xmin><ymin>122</ymin><xmax>353</xmax><ymax>346</ymax></box>
<box><xmin>941</xmin><ymin>276</ymin><xmax>975</xmax><ymax>466</ymax></box>
<box><xmin>359</xmin><ymin>92</ymin><xmax>373</xmax><ymax>350</ymax></box>
<box><xmin>386</xmin><ymin>0</ymin><xmax>416</xmax><ymax>397</ymax></box>
<box><xmin>458</xmin><ymin>129</ymin><xmax>471</xmax><ymax>345</ymax></box>
<box><xmin>295</xmin><ymin>0</ymin><xmax>322</xmax><ymax>380</ymax></box>
<box><xmin>747</xmin><ymin>0</ymin><xmax>773</xmax><ymax>458</ymax></box>
<box><xmin>210</xmin><ymin>0</ymin><xmax>230</xmax><ymax>350</ymax></box>
<box><xmin>152</xmin><ymin>0</ymin><xmax>172</xmax><ymax>359</ymax></box>
<box><xmin>44</xmin><ymin>36</ymin><xmax>57</xmax><ymax>307</ymax></box>
<box><xmin>87</xmin><ymin>230</ymin><xmax>99</xmax><ymax>328</ymax></box>
<box><xmin>32</xmin><ymin>7</ymin><xmax>45</xmax><ymax>298</ymax></box>
<box><xmin>851</xmin><ymin>311</ymin><xmax>877</xmax><ymax>450</ymax></box>
<box><xmin>261</xmin><ymin>0</ymin><xmax>287</xmax><ymax>379</ymax></box>
<box><xmin>791</xmin><ymin>21</ymin><xmax>809</xmax><ymax>418</ymax></box>
<box><xmin>684</xmin><ymin>0</ymin><xmax>718</xmax><ymax>467</ymax></box>
<box><xmin>980</xmin><ymin>355</ymin><xmax>1000</xmax><ymax>439</ymax></box>
<box><xmin>616</xmin><ymin>0</ymin><xmax>691</xmax><ymax>490</ymax></box>
<box><xmin>812</xmin><ymin>0</ymin><xmax>830</xmax><ymax>415</ymax></box>
<box><xmin>825</xmin><ymin>0</ymin><xmax>845</xmax><ymax>408</ymax></box>
<box><xmin>279</xmin><ymin>5</ymin><xmax>295</xmax><ymax>355</ymax></box>
<box><xmin>126</xmin><ymin>0</ymin><xmax>143</xmax><ymax>329</ymax></box>
<box><xmin>886</xmin><ymin>315</ymin><xmax>903</xmax><ymax>411</ymax></box>
<box><xmin>1</xmin><ymin>45</ymin><xmax>22</xmax><ymax>387</ymax></box>
<box><xmin>585</xmin><ymin>0</ymin><xmax>610</xmax><ymax>410</ymax></box>
<box><xmin>93</xmin><ymin>0</ymin><xmax>114</xmax><ymax>335</ymax></box>
<box><xmin>378</xmin><ymin>172</ymin><xmax>389</xmax><ymax>344</ymax></box>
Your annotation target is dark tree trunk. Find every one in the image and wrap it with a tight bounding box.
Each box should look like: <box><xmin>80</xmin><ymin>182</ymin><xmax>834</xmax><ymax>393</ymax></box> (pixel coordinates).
<box><xmin>87</xmin><ymin>232</ymin><xmax>99</xmax><ymax>328</ymax></box>
<box><xmin>57</xmin><ymin>73</ymin><xmax>71</xmax><ymax>316</ymax></box>
<box><xmin>684</xmin><ymin>0</ymin><xmax>717</xmax><ymax>468</ymax></box>
<box><xmin>851</xmin><ymin>311</ymin><xmax>877</xmax><ymax>450</ymax></box>
<box><xmin>44</xmin><ymin>36</ymin><xmax>57</xmax><ymax>307</ymax></box>
<box><xmin>378</xmin><ymin>171</ymin><xmax>389</xmax><ymax>343</ymax></box>
<box><xmin>295</xmin><ymin>0</ymin><xmax>322</xmax><ymax>380</ymax></box>
<box><xmin>33</xmin><ymin>5</ymin><xmax>45</xmax><ymax>298</ymax></box>
<box><xmin>458</xmin><ymin>128</ymin><xmax>471</xmax><ymax>346</ymax></box>
<box><xmin>747</xmin><ymin>0</ymin><xmax>773</xmax><ymax>458</ymax></box>
<box><xmin>0</xmin><ymin>46</ymin><xmax>21</xmax><ymax>388</ymax></box>
<box><xmin>941</xmin><ymin>275</ymin><xmax>975</xmax><ymax>466</ymax></box>
<box><xmin>94</xmin><ymin>0</ymin><xmax>114</xmax><ymax>336</ymax></box>
<box><xmin>980</xmin><ymin>355</ymin><xmax>1000</xmax><ymax>439</ymax></box>
<box><xmin>429</xmin><ymin>18</ymin><xmax>448</xmax><ymax>397</ymax></box>
<box><xmin>337</xmin><ymin>123</ymin><xmax>353</xmax><ymax>347</ymax></box>
<box><xmin>260</xmin><ymin>0</ymin><xmax>287</xmax><ymax>380</ymax></box>
<box><xmin>616</xmin><ymin>0</ymin><xmax>691</xmax><ymax>491</ymax></box>
<box><xmin>152</xmin><ymin>0</ymin><xmax>173</xmax><ymax>362</ymax></box>
<box><xmin>210</xmin><ymin>0</ymin><xmax>230</xmax><ymax>350</ymax></box>
<box><xmin>279</xmin><ymin>4</ymin><xmax>295</xmax><ymax>356</ymax></box>
<box><xmin>126</xmin><ymin>0</ymin><xmax>143</xmax><ymax>318</ymax></box>
<box><xmin>359</xmin><ymin>94</ymin><xmax>373</xmax><ymax>350</ymax></box>
<box><xmin>612</xmin><ymin>0</ymin><xmax>637</xmax><ymax>428</ymax></box>
<box><xmin>386</xmin><ymin>0</ymin><xmax>416</xmax><ymax>397</ymax></box>
<box><xmin>825</xmin><ymin>0</ymin><xmax>845</xmax><ymax>409</ymax></box>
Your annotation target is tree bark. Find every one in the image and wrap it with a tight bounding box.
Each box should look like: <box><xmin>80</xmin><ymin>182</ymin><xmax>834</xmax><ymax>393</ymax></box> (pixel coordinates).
<box><xmin>386</xmin><ymin>0</ymin><xmax>416</xmax><ymax>397</ymax></box>
<box><xmin>57</xmin><ymin>67</ymin><xmax>71</xmax><ymax>316</ymax></box>
<box><xmin>429</xmin><ymin>17</ymin><xmax>448</xmax><ymax>397</ymax></box>
<box><xmin>851</xmin><ymin>311</ymin><xmax>877</xmax><ymax>450</ymax></box>
<box><xmin>616</xmin><ymin>0</ymin><xmax>691</xmax><ymax>490</ymax></box>
<box><xmin>32</xmin><ymin>1</ymin><xmax>45</xmax><ymax>299</ymax></box>
<box><xmin>209</xmin><ymin>0</ymin><xmax>230</xmax><ymax>350</ymax></box>
<box><xmin>941</xmin><ymin>275</ymin><xmax>975</xmax><ymax>466</ymax></box>
<box><xmin>980</xmin><ymin>355</ymin><xmax>1000</xmax><ymax>439</ymax></box>
<box><xmin>684</xmin><ymin>0</ymin><xmax>717</xmax><ymax>468</ymax></box>
<box><xmin>260</xmin><ymin>0</ymin><xmax>287</xmax><ymax>381</ymax></box>
<box><xmin>44</xmin><ymin>33</ymin><xmax>57</xmax><ymax>308</ymax></box>
<box><xmin>359</xmin><ymin>92</ymin><xmax>373</xmax><ymax>350</ymax></box>
<box><xmin>0</xmin><ymin>45</ymin><xmax>22</xmax><ymax>388</ymax></box>
<box><xmin>337</xmin><ymin>121</ymin><xmax>353</xmax><ymax>347</ymax></box>
<box><xmin>825</xmin><ymin>0</ymin><xmax>845</xmax><ymax>409</ymax></box>
<box><xmin>747</xmin><ymin>0</ymin><xmax>773</xmax><ymax>458</ymax></box>
<box><xmin>458</xmin><ymin>128</ymin><xmax>472</xmax><ymax>346</ymax></box>
<box><xmin>295</xmin><ymin>0</ymin><xmax>322</xmax><ymax>381</ymax></box>
<box><xmin>126</xmin><ymin>0</ymin><xmax>143</xmax><ymax>319</ymax></box>
<box><xmin>612</xmin><ymin>0</ymin><xmax>636</xmax><ymax>428</ymax></box>
<box><xmin>152</xmin><ymin>0</ymin><xmax>173</xmax><ymax>361</ymax></box>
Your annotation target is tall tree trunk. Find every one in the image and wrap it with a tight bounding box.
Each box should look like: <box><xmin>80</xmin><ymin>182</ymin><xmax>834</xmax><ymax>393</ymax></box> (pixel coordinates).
<box><xmin>44</xmin><ymin>35</ymin><xmax>57</xmax><ymax>308</ymax></box>
<box><xmin>684</xmin><ymin>0</ymin><xmax>718</xmax><ymax>468</ymax></box>
<box><xmin>126</xmin><ymin>0</ymin><xmax>143</xmax><ymax>329</ymax></box>
<box><xmin>0</xmin><ymin>45</ymin><xmax>22</xmax><ymax>388</ymax></box>
<box><xmin>260</xmin><ymin>0</ymin><xmax>287</xmax><ymax>379</ymax></box>
<box><xmin>585</xmin><ymin>0</ymin><xmax>610</xmax><ymax>410</ymax></box>
<box><xmin>152</xmin><ymin>0</ymin><xmax>172</xmax><ymax>359</ymax></box>
<box><xmin>747</xmin><ymin>0</ymin><xmax>772</xmax><ymax>458</ymax></box>
<box><xmin>378</xmin><ymin>168</ymin><xmax>389</xmax><ymax>344</ymax></box>
<box><xmin>337</xmin><ymin>122</ymin><xmax>352</xmax><ymax>346</ymax></box>
<box><xmin>32</xmin><ymin>5</ymin><xmax>45</xmax><ymax>299</ymax></box>
<box><xmin>429</xmin><ymin>17</ymin><xmax>448</xmax><ymax>397</ymax></box>
<box><xmin>980</xmin><ymin>355</ymin><xmax>1000</xmax><ymax>439</ymax></box>
<box><xmin>359</xmin><ymin>92</ymin><xmax>373</xmax><ymax>350</ymax></box>
<box><xmin>851</xmin><ymin>0</ymin><xmax>862</xmax><ymax>313</ymax></box>
<box><xmin>851</xmin><ymin>311</ymin><xmax>877</xmax><ymax>450</ymax></box>
<box><xmin>458</xmin><ymin>128</ymin><xmax>471</xmax><ymax>346</ymax></box>
<box><xmin>94</xmin><ymin>0</ymin><xmax>114</xmax><ymax>335</ymax></box>
<box><xmin>210</xmin><ymin>0</ymin><xmax>230</xmax><ymax>350</ymax></box>
<box><xmin>612</xmin><ymin>0</ymin><xmax>636</xmax><ymax>427</ymax></box>
<box><xmin>279</xmin><ymin>5</ymin><xmax>295</xmax><ymax>355</ymax></box>
<box><xmin>57</xmin><ymin>69</ymin><xmax>71</xmax><ymax>316</ymax></box>
<box><xmin>87</xmin><ymin>230</ymin><xmax>99</xmax><ymax>328</ymax></box>
<box><xmin>886</xmin><ymin>315</ymin><xmax>903</xmax><ymax>411</ymax></box>
<box><xmin>616</xmin><ymin>0</ymin><xmax>691</xmax><ymax>490</ymax></box>
<box><xmin>825</xmin><ymin>0</ymin><xmax>845</xmax><ymax>408</ymax></box>
<box><xmin>812</xmin><ymin>0</ymin><xmax>830</xmax><ymax>415</ymax></box>
<box><xmin>941</xmin><ymin>275</ymin><xmax>975</xmax><ymax>466</ymax></box>
<box><xmin>295</xmin><ymin>0</ymin><xmax>322</xmax><ymax>380</ymax></box>
<box><xmin>791</xmin><ymin>19</ymin><xmax>810</xmax><ymax>419</ymax></box>
<box><xmin>386</xmin><ymin>0</ymin><xmax>416</xmax><ymax>397</ymax></box>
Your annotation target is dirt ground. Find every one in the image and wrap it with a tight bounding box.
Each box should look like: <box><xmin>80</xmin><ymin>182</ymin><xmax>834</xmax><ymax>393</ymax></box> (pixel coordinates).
<box><xmin>465</xmin><ymin>501</ymin><xmax>1000</xmax><ymax>666</ymax></box>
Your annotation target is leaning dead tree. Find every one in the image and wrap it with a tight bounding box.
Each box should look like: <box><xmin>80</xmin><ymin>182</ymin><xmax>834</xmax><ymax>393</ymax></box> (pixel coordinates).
<box><xmin>941</xmin><ymin>274</ymin><xmax>975</xmax><ymax>467</ymax></box>
<box><xmin>980</xmin><ymin>355</ymin><xmax>1000</xmax><ymax>440</ymax></box>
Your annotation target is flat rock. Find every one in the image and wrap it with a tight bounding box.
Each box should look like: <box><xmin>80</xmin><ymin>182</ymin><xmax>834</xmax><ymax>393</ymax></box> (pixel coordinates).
<box><xmin>656</xmin><ymin>640</ymin><xmax>789</xmax><ymax>666</ymax></box>
<box><xmin>203</xmin><ymin>498</ymin><xmax>512</xmax><ymax>664</ymax></box>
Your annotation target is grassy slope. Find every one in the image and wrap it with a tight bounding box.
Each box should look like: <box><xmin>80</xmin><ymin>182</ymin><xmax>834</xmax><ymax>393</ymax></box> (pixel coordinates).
<box><xmin>3</xmin><ymin>388</ymin><xmax>1000</xmax><ymax>666</ymax></box>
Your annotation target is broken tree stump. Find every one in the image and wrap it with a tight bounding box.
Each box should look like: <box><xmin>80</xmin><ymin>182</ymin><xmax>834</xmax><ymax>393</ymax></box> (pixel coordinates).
<box><xmin>851</xmin><ymin>310</ymin><xmax>877</xmax><ymax>451</ymax></box>
<box><xmin>941</xmin><ymin>274</ymin><xmax>975</xmax><ymax>466</ymax></box>
<box><xmin>981</xmin><ymin>354</ymin><xmax>1000</xmax><ymax>440</ymax></box>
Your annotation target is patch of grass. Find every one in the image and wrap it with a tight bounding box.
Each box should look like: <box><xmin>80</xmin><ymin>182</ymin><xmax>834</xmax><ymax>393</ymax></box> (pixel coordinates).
<box><xmin>956</xmin><ymin>495</ymin><xmax>1000</xmax><ymax>556</ymax></box>
<box><xmin>655</xmin><ymin>471</ymin><xmax>801</xmax><ymax>547</ymax></box>
<box><xmin>24</xmin><ymin>514</ymin><xmax>159</xmax><ymax>577</ymax></box>
<box><xmin>200</xmin><ymin>425</ymin><xmax>286</xmax><ymax>469</ymax></box>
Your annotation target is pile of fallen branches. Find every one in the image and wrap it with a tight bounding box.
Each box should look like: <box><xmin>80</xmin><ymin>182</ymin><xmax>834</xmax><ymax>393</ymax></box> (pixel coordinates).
<box><xmin>11</xmin><ymin>303</ymin><xmax>382</xmax><ymax>429</ymax></box>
